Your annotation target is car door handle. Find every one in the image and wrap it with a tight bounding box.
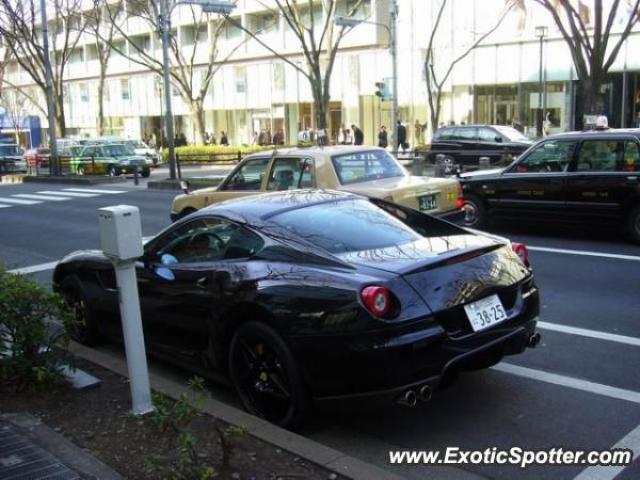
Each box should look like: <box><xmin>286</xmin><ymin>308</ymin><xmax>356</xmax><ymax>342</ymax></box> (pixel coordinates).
<box><xmin>196</xmin><ymin>276</ymin><xmax>209</xmax><ymax>288</ymax></box>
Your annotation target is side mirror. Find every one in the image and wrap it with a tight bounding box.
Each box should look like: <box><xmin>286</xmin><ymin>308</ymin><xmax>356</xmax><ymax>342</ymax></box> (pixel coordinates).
<box><xmin>495</xmin><ymin>136</ymin><xmax>503</xmax><ymax>143</ymax></box>
<box><xmin>180</xmin><ymin>180</ymin><xmax>190</xmax><ymax>194</ymax></box>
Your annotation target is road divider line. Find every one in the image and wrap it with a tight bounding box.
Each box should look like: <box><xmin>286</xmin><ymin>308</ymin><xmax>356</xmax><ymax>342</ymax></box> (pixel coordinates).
<box><xmin>13</xmin><ymin>194</ymin><xmax>71</xmax><ymax>202</ymax></box>
<box><xmin>493</xmin><ymin>363</ymin><xmax>640</xmax><ymax>404</ymax></box>
<box><xmin>64</xmin><ymin>188</ymin><xmax>126</xmax><ymax>194</ymax></box>
<box><xmin>0</xmin><ymin>204</ymin><xmax>10</xmax><ymax>208</ymax></box>
<box><xmin>38</xmin><ymin>190</ymin><xmax>99</xmax><ymax>198</ymax></box>
<box><xmin>0</xmin><ymin>196</ymin><xmax>42</xmax><ymax>205</ymax></box>
<box><xmin>538</xmin><ymin>321</ymin><xmax>640</xmax><ymax>347</ymax></box>
<box><xmin>528</xmin><ymin>246</ymin><xmax>640</xmax><ymax>262</ymax></box>
<box><xmin>573</xmin><ymin>423</ymin><xmax>640</xmax><ymax>480</ymax></box>
<box><xmin>8</xmin><ymin>261</ymin><xmax>59</xmax><ymax>275</ymax></box>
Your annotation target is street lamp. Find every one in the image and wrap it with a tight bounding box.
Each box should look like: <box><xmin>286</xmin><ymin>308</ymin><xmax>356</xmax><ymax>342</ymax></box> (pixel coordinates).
<box><xmin>535</xmin><ymin>25</ymin><xmax>548</xmax><ymax>138</ymax></box>
<box><xmin>158</xmin><ymin>0</ymin><xmax>235</xmax><ymax>180</ymax></box>
<box><xmin>335</xmin><ymin>0</ymin><xmax>398</xmax><ymax>152</ymax></box>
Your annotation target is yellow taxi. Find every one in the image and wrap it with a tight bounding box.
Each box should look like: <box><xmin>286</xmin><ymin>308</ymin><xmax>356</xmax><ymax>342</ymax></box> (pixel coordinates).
<box><xmin>170</xmin><ymin>146</ymin><xmax>464</xmax><ymax>221</ymax></box>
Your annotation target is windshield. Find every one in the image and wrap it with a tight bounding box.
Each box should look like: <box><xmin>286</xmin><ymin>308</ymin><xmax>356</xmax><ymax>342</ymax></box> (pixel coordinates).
<box><xmin>332</xmin><ymin>150</ymin><xmax>405</xmax><ymax>185</ymax></box>
<box><xmin>494</xmin><ymin>126</ymin><xmax>529</xmax><ymax>142</ymax></box>
<box><xmin>269</xmin><ymin>199</ymin><xmax>421</xmax><ymax>254</ymax></box>
<box><xmin>0</xmin><ymin>145</ymin><xmax>22</xmax><ymax>156</ymax></box>
<box><xmin>103</xmin><ymin>144</ymin><xmax>135</xmax><ymax>157</ymax></box>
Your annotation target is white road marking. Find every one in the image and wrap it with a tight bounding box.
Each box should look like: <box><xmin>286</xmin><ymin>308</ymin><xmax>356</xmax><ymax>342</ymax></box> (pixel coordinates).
<box><xmin>37</xmin><ymin>190</ymin><xmax>99</xmax><ymax>198</ymax></box>
<box><xmin>573</xmin><ymin>423</ymin><xmax>640</xmax><ymax>480</ymax></box>
<box><xmin>13</xmin><ymin>193</ymin><xmax>71</xmax><ymax>202</ymax></box>
<box><xmin>0</xmin><ymin>196</ymin><xmax>42</xmax><ymax>205</ymax></box>
<box><xmin>493</xmin><ymin>363</ymin><xmax>640</xmax><ymax>404</ymax></box>
<box><xmin>8</xmin><ymin>261</ymin><xmax>59</xmax><ymax>275</ymax></box>
<box><xmin>0</xmin><ymin>204</ymin><xmax>11</xmax><ymax>208</ymax></box>
<box><xmin>64</xmin><ymin>188</ymin><xmax>126</xmax><ymax>194</ymax></box>
<box><xmin>538</xmin><ymin>321</ymin><xmax>640</xmax><ymax>347</ymax></box>
<box><xmin>528</xmin><ymin>245</ymin><xmax>640</xmax><ymax>262</ymax></box>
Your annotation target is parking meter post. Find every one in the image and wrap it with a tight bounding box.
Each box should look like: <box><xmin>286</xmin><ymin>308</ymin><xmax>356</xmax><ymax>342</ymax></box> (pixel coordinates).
<box><xmin>134</xmin><ymin>165</ymin><xmax>139</xmax><ymax>186</ymax></box>
<box><xmin>176</xmin><ymin>153</ymin><xmax>182</xmax><ymax>180</ymax></box>
<box><xmin>98</xmin><ymin>205</ymin><xmax>154</xmax><ymax>416</ymax></box>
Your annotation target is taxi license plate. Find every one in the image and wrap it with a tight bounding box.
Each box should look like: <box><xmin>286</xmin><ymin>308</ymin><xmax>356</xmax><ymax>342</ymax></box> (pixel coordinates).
<box><xmin>464</xmin><ymin>294</ymin><xmax>507</xmax><ymax>332</ymax></box>
<box><xmin>419</xmin><ymin>194</ymin><xmax>437</xmax><ymax>211</ymax></box>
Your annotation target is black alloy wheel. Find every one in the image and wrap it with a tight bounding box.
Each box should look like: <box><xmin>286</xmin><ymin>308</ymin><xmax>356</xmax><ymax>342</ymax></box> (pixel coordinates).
<box><xmin>229</xmin><ymin>322</ymin><xmax>309</xmax><ymax>428</ymax></box>
<box><xmin>60</xmin><ymin>276</ymin><xmax>103</xmax><ymax>346</ymax></box>
<box><xmin>462</xmin><ymin>194</ymin><xmax>487</xmax><ymax>229</ymax></box>
<box><xmin>141</xmin><ymin>168</ymin><xmax>151</xmax><ymax>178</ymax></box>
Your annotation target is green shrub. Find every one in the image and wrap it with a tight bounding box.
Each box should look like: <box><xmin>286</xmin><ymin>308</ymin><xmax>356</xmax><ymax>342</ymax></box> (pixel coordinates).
<box><xmin>161</xmin><ymin>145</ymin><xmax>287</xmax><ymax>163</ymax></box>
<box><xmin>0</xmin><ymin>268</ymin><xmax>71</xmax><ymax>392</ymax></box>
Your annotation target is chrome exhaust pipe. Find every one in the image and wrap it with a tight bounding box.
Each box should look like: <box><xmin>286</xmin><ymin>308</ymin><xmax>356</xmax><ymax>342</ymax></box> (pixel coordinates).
<box><xmin>397</xmin><ymin>390</ymin><xmax>417</xmax><ymax>408</ymax></box>
<box><xmin>527</xmin><ymin>332</ymin><xmax>541</xmax><ymax>348</ymax></box>
<box><xmin>418</xmin><ymin>384</ymin><xmax>433</xmax><ymax>402</ymax></box>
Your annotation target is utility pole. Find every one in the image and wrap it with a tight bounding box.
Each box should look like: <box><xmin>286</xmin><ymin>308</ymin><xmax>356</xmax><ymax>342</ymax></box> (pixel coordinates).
<box><xmin>159</xmin><ymin>0</ymin><xmax>177</xmax><ymax>180</ymax></box>
<box><xmin>390</xmin><ymin>0</ymin><xmax>398</xmax><ymax>153</ymax></box>
<box><xmin>39</xmin><ymin>0</ymin><xmax>59</xmax><ymax>175</ymax></box>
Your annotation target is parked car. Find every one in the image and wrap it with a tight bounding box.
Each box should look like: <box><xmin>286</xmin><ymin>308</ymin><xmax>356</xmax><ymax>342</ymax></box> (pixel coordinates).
<box><xmin>459</xmin><ymin>128</ymin><xmax>640</xmax><ymax>242</ymax></box>
<box><xmin>70</xmin><ymin>143</ymin><xmax>152</xmax><ymax>176</ymax></box>
<box><xmin>23</xmin><ymin>147</ymin><xmax>51</xmax><ymax>169</ymax></box>
<box><xmin>171</xmin><ymin>146</ymin><xmax>464</xmax><ymax>222</ymax></box>
<box><xmin>429</xmin><ymin>125</ymin><xmax>533</xmax><ymax>167</ymax></box>
<box><xmin>0</xmin><ymin>144</ymin><xmax>25</xmax><ymax>173</ymax></box>
<box><xmin>124</xmin><ymin>139</ymin><xmax>160</xmax><ymax>166</ymax></box>
<box><xmin>54</xmin><ymin>190</ymin><xmax>540</xmax><ymax>427</ymax></box>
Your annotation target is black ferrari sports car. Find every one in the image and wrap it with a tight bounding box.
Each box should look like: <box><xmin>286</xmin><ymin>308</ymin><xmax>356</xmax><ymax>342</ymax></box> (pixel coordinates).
<box><xmin>54</xmin><ymin>190</ymin><xmax>540</xmax><ymax>427</ymax></box>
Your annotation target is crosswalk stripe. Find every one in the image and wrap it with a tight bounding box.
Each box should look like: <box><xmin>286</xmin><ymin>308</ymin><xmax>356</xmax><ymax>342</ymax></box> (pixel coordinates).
<box><xmin>63</xmin><ymin>188</ymin><xmax>126</xmax><ymax>194</ymax></box>
<box><xmin>0</xmin><ymin>204</ymin><xmax>11</xmax><ymax>208</ymax></box>
<box><xmin>37</xmin><ymin>190</ymin><xmax>99</xmax><ymax>198</ymax></box>
<box><xmin>13</xmin><ymin>194</ymin><xmax>71</xmax><ymax>201</ymax></box>
<box><xmin>0</xmin><ymin>196</ymin><xmax>42</xmax><ymax>205</ymax></box>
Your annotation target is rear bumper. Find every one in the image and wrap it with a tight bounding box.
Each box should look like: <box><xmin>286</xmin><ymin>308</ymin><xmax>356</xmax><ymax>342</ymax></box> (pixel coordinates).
<box><xmin>433</xmin><ymin>207</ymin><xmax>465</xmax><ymax>224</ymax></box>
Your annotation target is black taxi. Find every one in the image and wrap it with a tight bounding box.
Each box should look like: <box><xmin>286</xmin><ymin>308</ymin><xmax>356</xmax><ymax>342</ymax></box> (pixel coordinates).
<box><xmin>458</xmin><ymin>129</ymin><xmax>640</xmax><ymax>242</ymax></box>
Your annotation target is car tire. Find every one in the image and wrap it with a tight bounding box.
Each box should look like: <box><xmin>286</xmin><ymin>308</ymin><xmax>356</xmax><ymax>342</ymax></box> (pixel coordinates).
<box><xmin>141</xmin><ymin>168</ymin><xmax>150</xmax><ymax>178</ymax></box>
<box><xmin>177</xmin><ymin>207</ymin><xmax>196</xmax><ymax>220</ymax></box>
<box><xmin>108</xmin><ymin>165</ymin><xmax>118</xmax><ymax>177</ymax></box>
<box><xmin>462</xmin><ymin>194</ymin><xmax>487</xmax><ymax>229</ymax></box>
<box><xmin>60</xmin><ymin>276</ymin><xmax>103</xmax><ymax>346</ymax></box>
<box><xmin>628</xmin><ymin>204</ymin><xmax>640</xmax><ymax>244</ymax></box>
<box><xmin>229</xmin><ymin>321</ymin><xmax>310</xmax><ymax>429</ymax></box>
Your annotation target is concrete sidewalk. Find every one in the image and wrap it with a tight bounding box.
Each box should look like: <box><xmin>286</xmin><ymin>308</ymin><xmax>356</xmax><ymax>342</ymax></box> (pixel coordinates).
<box><xmin>0</xmin><ymin>413</ymin><xmax>122</xmax><ymax>480</ymax></box>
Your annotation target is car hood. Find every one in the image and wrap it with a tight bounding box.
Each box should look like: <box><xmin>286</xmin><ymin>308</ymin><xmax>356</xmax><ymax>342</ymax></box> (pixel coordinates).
<box><xmin>339</xmin><ymin>175</ymin><xmax>454</xmax><ymax>197</ymax></box>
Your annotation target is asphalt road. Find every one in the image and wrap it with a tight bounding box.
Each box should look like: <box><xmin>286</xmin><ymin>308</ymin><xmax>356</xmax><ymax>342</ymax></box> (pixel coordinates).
<box><xmin>1</xmin><ymin>178</ymin><xmax>639</xmax><ymax>480</ymax></box>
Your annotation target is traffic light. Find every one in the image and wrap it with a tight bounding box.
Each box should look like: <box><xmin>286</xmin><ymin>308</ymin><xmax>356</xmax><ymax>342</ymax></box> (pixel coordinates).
<box><xmin>375</xmin><ymin>81</ymin><xmax>389</xmax><ymax>101</ymax></box>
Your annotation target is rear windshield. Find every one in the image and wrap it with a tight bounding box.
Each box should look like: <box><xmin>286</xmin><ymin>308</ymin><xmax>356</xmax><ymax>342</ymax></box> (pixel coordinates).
<box><xmin>269</xmin><ymin>199</ymin><xmax>421</xmax><ymax>254</ymax></box>
<box><xmin>331</xmin><ymin>150</ymin><xmax>405</xmax><ymax>185</ymax></box>
<box><xmin>494</xmin><ymin>126</ymin><xmax>529</xmax><ymax>142</ymax></box>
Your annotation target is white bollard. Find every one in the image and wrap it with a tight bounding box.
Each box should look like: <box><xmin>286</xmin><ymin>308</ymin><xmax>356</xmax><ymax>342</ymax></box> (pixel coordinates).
<box><xmin>98</xmin><ymin>205</ymin><xmax>154</xmax><ymax>415</ymax></box>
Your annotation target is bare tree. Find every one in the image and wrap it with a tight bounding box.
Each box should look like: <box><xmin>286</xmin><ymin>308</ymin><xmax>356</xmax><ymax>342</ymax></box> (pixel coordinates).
<box><xmin>424</xmin><ymin>0</ymin><xmax>516</xmax><ymax>134</ymax></box>
<box><xmin>530</xmin><ymin>0</ymin><xmax>640</xmax><ymax>118</ymax></box>
<box><xmin>104</xmin><ymin>0</ymin><xmax>256</xmax><ymax>145</ymax></box>
<box><xmin>0</xmin><ymin>0</ymin><xmax>87</xmax><ymax>137</ymax></box>
<box><xmin>0</xmin><ymin>88</ymin><xmax>30</xmax><ymax>144</ymax></box>
<box><xmin>83</xmin><ymin>0</ymin><xmax>122</xmax><ymax>136</ymax></box>
<box><xmin>223</xmin><ymin>1</ymin><xmax>365</xmax><ymax>141</ymax></box>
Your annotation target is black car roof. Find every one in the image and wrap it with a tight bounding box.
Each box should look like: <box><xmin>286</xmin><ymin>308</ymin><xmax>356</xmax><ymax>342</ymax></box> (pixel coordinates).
<box><xmin>544</xmin><ymin>128</ymin><xmax>640</xmax><ymax>141</ymax></box>
<box><xmin>193</xmin><ymin>189</ymin><xmax>360</xmax><ymax>223</ymax></box>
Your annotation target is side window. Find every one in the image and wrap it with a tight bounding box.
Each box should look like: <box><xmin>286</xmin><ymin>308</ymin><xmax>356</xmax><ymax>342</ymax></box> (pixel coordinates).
<box><xmin>153</xmin><ymin>218</ymin><xmax>262</xmax><ymax>264</ymax></box>
<box><xmin>452</xmin><ymin>127</ymin><xmax>477</xmax><ymax>141</ymax></box>
<box><xmin>512</xmin><ymin>140</ymin><xmax>576</xmax><ymax>173</ymax></box>
<box><xmin>623</xmin><ymin>141</ymin><xmax>640</xmax><ymax>172</ymax></box>
<box><xmin>478</xmin><ymin>128</ymin><xmax>499</xmax><ymax>143</ymax></box>
<box><xmin>83</xmin><ymin>147</ymin><xmax>96</xmax><ymax>157</ymax></box>
<box><xmin>577</xmin><ymin>140</ymin><xmax>624</xmax><ymax>172</ymax></box>
<box><xmin>222</xmin><ymin>158</ymin><xmax>270</xmax><ymax>191</ymax></box>
<box><xmin>266</xmin><ymin>158</ymin><xmax>315</xmax><ymax>191</ymax></box>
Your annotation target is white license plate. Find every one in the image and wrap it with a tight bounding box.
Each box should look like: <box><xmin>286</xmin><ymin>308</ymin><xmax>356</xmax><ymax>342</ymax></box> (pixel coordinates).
<box><xmin>419</xmin><ymin>194</ymin><xmax>437</xmax><ymax>211</ymax></box>
<box><xmin>464</xmin><ymin>294</ymin><xmax>508</xmax><ymax>332</ymax></box>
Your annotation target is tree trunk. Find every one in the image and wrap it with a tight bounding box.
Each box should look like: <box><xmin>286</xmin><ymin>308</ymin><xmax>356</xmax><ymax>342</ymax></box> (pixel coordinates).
<box><xmin>581</xmin><ymin>76</ymin><xmax>605</xmax><ymax>116</ymax></box>
<box><xmin>191</xmin><ymin>100</ymin><xmax>206</xmax><ymax>145</ymax></box>
<box><xmin>54</xmin><ymin>94</ymin><xmax>66</xmax><ymax>138</ymax></box>
<box><xmin>97</xmin><ymin>72</ymin><xmax>105</xmax><ymax>136</ymax></box>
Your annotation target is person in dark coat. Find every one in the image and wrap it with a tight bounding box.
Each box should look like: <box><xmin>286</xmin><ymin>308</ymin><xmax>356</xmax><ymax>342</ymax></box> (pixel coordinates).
<box><xmin>220</xmin><ymin>131</ymin><xmax>229</xmax><ymax>146</ymax></box>
<box><xmin>378</xmin><ymin>126</ymin><xmax>388</xmax><ymax>148</ymax></box>
<box><xmin>351</xmin><ymin>124</ymin><xmax>364</xmax><ymax>145</ymax></box>
<box><xmin>396</xmin><ymin>120</ymin><xmax>407</xmax><ymax>152</ymax></box>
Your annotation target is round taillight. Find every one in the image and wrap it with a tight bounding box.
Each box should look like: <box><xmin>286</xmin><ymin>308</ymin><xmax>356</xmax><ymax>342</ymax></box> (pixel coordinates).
<box><xmin>511</xmin><ymin>242</ymin><xmax>529</xmax><ymax>267</ymax></box>
<box><xmin>361</xmin><ymin>286</ymin><xmax>393</xmax><ymax>318</ymax></box>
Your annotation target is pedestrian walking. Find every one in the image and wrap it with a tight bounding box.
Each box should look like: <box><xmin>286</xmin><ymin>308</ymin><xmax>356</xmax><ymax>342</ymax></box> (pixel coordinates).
<box><xmin>220</xmin><ymin>131</ymin><xmax>229</xmax><ymax>146</ymax></box>
<box><xmin>396</xmin><ymin>120</ymin><xmax>407</xmax><ymax>152</ymax></box>
<box><xmin>378</xmin><ymin>126</ymin><xmax>388</xmax><ymax>148</ymax></box>
<box><xmin>352</xmin><ymin>124</ymin><xmax>364</xmax><ymax>146</ymax></box>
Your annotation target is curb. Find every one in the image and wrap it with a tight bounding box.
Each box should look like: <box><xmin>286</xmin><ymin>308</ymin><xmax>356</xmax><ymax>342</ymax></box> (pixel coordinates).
<box><xmin>69</xmin><ymin>343</ymin><xmax>405</xmax><ymax>480</ymax></box>
<box><xmin>22</xmin><ymin>176</ymin><xmax>128</xmax><ymax>185</ymax></box>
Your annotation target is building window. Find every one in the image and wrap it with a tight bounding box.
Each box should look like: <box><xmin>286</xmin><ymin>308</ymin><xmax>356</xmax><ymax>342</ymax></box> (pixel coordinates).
<box><xmin>79</xmin><ymin>83</ymin><xmax>89</xmax><ymax>102</ymax></box>
<box><xmin>234</xmin><ymin>66</ymin><xmax>246</xmax><ymax>93</ymax></box>
<box><xmin>86</xmin><ymin>44</ymin><xmax>99</xmax><ymax>61</ymax></box>
<box><xmin>273</xmin><ymin>63</ymin><xmax>284</xmax><ymax>91</ymax></box>
<box><xmin>111</xmin><ymin>39</ymin><xmax>126</xmax><ymax>58</ymax></box>
<box><xmin>120</xmin><ymin>79</ymin><xmax>130</xmax><ymax>100</ymax></box>
<box><xmin>129</xmin><ymin>34</ymin><xmax>150</xmax><ymax>55</ymax></box>
<box><xmin>248</xmin><ymin>12</ymin><xmax>279</xmax><ymax>34</ymax></box>
<box><xmin>225</xmin><ymin>18</ymin><xmax>242</xmax><ymax>40</ymax></box>
<box><xmin>70</xmin><ymin>48</ymin><xmax>84</xmax><ymax>64</ymax></box>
